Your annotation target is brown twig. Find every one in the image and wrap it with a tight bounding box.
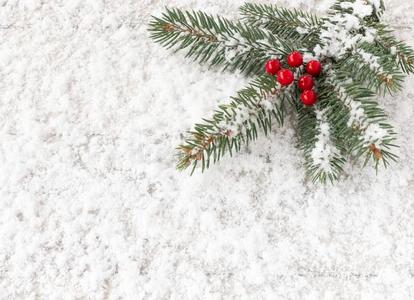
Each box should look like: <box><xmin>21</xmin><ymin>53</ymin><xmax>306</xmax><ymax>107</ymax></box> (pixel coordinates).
<box><xmin>369</xmin><ymin>143</ymin><xmax>383</xmax><ymax>160</ymax></box>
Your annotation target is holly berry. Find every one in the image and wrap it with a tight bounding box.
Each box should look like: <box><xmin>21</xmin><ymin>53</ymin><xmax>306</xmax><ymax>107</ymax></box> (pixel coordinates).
<box><xmin>298</xmin><ymin>75</ymin><xmax>314</xmax><ymax>91</ymax></box>
<box><xmin>300</xmin><ymin>90</ymin><xmax>317</xmax><ymax>106</ymax></box>
<box><xmin>265</xmin><ymin>59</ymin><xmax>281</xmax><ymax>75</ymax></box>
<box><xmin>306</xmin><ymin>60</ymin><xmax>322</xmax><ymax>76</ymax></box>
<box><xmin>277</xmin><ymin>69</ymin><xmax>294</xmax><ymax>86</ymax></box>
<box><xmin>287</xmin><ymin>51</ymin><xmax>303</xmax><ymax>68</ymax></box>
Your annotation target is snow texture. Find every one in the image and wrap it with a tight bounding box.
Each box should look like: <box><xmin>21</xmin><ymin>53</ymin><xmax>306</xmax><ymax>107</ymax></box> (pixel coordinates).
<box><xmin>1</xmin><ymin>0</ymin><xmax>414</xmax><ymax>299</ymax></box>
<box><xmin>314</xmin><ymin>6</ymin><xmax>377</xmax><ymax>59</ymax></box>
<box><xmin>311</xmin><ymin>109</ymin><xmax>339</xmax><ymax>174</ymax></box>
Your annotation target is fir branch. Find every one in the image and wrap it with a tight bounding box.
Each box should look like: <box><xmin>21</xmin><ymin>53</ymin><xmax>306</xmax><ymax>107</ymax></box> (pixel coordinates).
<box><xmin>240</xmin><ymin>3</ymin><xmax>322</xmax><ymax>48</ymax></box>
<box><xmin>296</xmin><ymin>102</ymin><xmax>346</xmax><ymax>183</ymax></box>
<box><xmin>329</xmin><ymin>0</ymin><xmax>385</xmax><ymax>21</ymax></box>
<box><xmin>177</xmin><ymin>75</ymin><xmax>290</xmax><ymax>173</ymax></box>
<box><xmin>371</xmin><ymin>24</ymin><xmax>414</xmax><ymax>74</ymax></box>
<box><xmin>324</xmin><ymin>70</ymin><xmax>398</xmax><ymax>168</ymax></box>
<box><xmin>336</xmin><ymin>48</ymin><xmax>404</xmax><ymax>94</ymax></box>
<box><xmin>148</xmin><ymin>8</ymin><xmax>294</xmax><ymax>76</ymax></box>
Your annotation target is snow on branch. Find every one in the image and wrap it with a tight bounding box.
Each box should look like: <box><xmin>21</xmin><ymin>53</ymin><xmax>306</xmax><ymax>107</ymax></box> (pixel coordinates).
<box><xmin>310</xmin><ymin>109</ymin><xmax>341</xmax><ymax>174</ymax></box>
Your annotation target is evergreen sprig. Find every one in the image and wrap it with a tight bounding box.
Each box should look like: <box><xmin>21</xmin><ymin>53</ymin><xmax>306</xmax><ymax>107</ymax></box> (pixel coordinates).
<box><xmin>337</xmin><ymin>49</ymin><xmax>404</xmax><ymax>94</ymax></box>
<box><xmin>240</xmin><ymin>3</ymin><xmax>323</xmax><ymax>48</ymax></box>
<box><xmin>373</xmin><ymin>24</ymin><xmax>414</xmax><ymax>74</ymax></box>
<box><xmin>299</xmin><ymin>110</ymin><xmax>347</xmax><ymax>183</ymax></box>
<box><xmin>177</xmin><ymin>75</ymin><xmax>289</xmax><ymax>173</ymax></box>
<box><xmin>319</xmin><ymin>71</ymin><xmax>397</xmax><ymax>169</ymax></box>
<box><xmin>149</xmin><ymin>8</ymin><xmax>294</xmax><ymax>76</ymax></box>
<box><xmin>148</xmin><ymin>1</ymin><xmax>413</xmax><ymax>183</ymax></box>
<box><xmin>330</xmin><ymin>0</ymin><xmax>385</xmax><ymax>21</ymax></box>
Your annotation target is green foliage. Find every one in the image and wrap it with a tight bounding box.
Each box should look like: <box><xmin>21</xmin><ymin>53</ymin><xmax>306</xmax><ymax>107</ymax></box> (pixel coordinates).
<box><xmin>329</xmin><ymin>0</ymin><xmax>385</xmax><ymax>20</ymax></box>
<box><xmin>337</xmin><ymin>48</ymin><xmax>404</xmax><ymax>94</ymax></box>
<box><xmin>295</xmin><ymin>95</ymin><xmax>347</xmax><ymax>183</ymax></box>
<box><xmin>148</xmin><ymin>2</ymin><xmax>413</xmax><ymax>183</ymax></box>
<box><xmin>319</xmin><ymin>71</ymin><xmax>397</xmax><ymax>168</ymax></box>
<box><xmin>177</xmin><ymin>75</ymin><xmax>288</xmax><ymax>173</ymax></box>
<box><xmin>240</xmin><ymin>3</ymin><xmax>322</xmax><ymax>48</ymax></box>
<box><xmin>373</xmin><ymin>24</ymin><xmax>414</xmax><ymax>74</ymax></box>
<box><xmin>148</xmin><ymin>8</ymin><xmax>293</xmax><ymax>76</ymax></box>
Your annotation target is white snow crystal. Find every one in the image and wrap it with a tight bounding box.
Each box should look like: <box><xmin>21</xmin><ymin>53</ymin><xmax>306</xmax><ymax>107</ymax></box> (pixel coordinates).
<box><xmin>218</xmin><ymin>105</ymin><xmax>257</xmax><ymax>137</ymax></box>
<box><xmin>319</xmin><ymin>122</ymin><xmax>330</xmax><ymax>137</ymax></box>
<box><xmin>303</xmin><ymin>51</ymin><xmax>317</xmax><ymax>62</ymax></box>
<box><xmin>340</xmin><ymin>0</ymin><xmax>373</xmax><ymax>18</ymax></box>
<box><xmin>221</xmin><ymin>32</ymin><xmax>249</xmax><ymax>62</ymax></box>
<box><xmin>261</xmin><ymin>98</ymin><xmax>274</xmax><ymax>112</ymax></box>
<box><xmin>366</xmin><ymin>0</ymin><xmax>382</xmax><ymax>11</ymax></box>
<box><xmin>311</xmin><ymin>110</ymin><xmax>339</xmax><ymax>173</ymax></box>
<box><xmin>363</xmin><ymin>123</ymin><xmax>388</xmax><ymax>147</ymax></box>
<box><xmin>313</xmin><ymin>2</ymin><xmax>379</xmax><ymax>60</ymax></box>
<box><xmin>224</xmin><ymin>47</ymin><xmax>239</xmax><ymax>61</ymax></box>
<box><xmin>347</xmin><ymin>101</ymin><xmax>366</xmax><ymax>128</ymax></box>
<box><xmin>356</xmin><ymin>48</ymin><xmax>383</xmax><ymax>72</ymax></box>
<box><xmin>225</xmin><ymin>32</ymin><xmax>244</xmax><ymax>47</ymax></box>
<box><xmin>296</xmin><ymin>27</ymin><xmax>309</xmax><ymax>35</ymax></box>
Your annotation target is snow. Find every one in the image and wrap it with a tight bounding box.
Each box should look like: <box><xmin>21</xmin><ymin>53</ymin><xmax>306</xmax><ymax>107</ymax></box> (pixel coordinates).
<box><xmin>219</xmin><ymin>105</ymin><xmax>256</xmax><ymax>137</ymax></box>
<box><xmin>314</xmin><ymin>1</ymin><xmax>379</xmax><ymax>60</ymax></box>
<box><xmin>221</xmin><ymin>32</ymin><xmax>249</xmax><ymax>62</ymax></box>
<box><xmin>363</xmin><ymin>123</ymin><xmax>388</xmax><ymax>148</ymax></box>
<box><xmin>355</xmin><ymin>48</ymin><xmax>383</xmax><ymax>72</ymax></box>
<box><xmin>311</xmin><ymin>109</ymin><xmax>340</xmax><ymax>173</ymax></box>
<box><xmin>347</xmin><ymin>100</ymin><xmax>366</xmax><ymax>128</ymax></box>
<box><xmin>340</xmin><ymin>0</ymin><xmax>374</xmax><ymax>18</ymax></box>
<box><xmin>1</xmin><ymin>0</ymin><xmax>414</xmax><ymax>299</ymax></box>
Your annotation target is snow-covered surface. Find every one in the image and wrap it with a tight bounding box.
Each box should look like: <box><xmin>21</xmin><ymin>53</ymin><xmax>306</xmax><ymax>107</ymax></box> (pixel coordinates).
<box><xmin>1</xmin><ymin>0</ymin><xmax>414</xmax><ymax>298</ymax></box>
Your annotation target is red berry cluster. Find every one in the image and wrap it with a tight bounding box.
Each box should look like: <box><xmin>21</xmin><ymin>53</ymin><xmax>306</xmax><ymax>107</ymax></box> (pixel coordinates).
<box><xmin>265</xmin><ymin>51</ymin><xmax>322</xmax><ymax>106</ymax></box>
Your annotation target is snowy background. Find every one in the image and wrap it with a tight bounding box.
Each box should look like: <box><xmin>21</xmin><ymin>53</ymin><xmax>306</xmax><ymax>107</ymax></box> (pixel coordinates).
<box><xmin>1</xmin><ymin>0</ymin><xmax>414</xmax><ymax>299</ymax></box>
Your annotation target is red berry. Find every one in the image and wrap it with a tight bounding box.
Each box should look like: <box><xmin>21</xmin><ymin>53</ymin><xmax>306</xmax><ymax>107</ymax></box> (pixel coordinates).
<box><xmin>300</xmin><ymin>90</ymin><xmax>317</xmax><ymax>106</ymax></box>
<box><xmin>277</xmin><ymin>69</ymin><xmax>294</xmax><ymax>86</ymax></box>
<box><xmin>306</xmin><ymin>60</ymin><xmax>322</xmax><ymax>76</ymax></box>
<box><xmin>297</xmin><ymin>75</ymin><xmax>314</xmax><ymax>91</ymax></box>
<box><xmin>287</xmin><ymin>51</ymin><xmax>303</xmax><ymax>68</ymax></box>
<box><xmin>265</xmin><ymin>59</ymin><xmax>281</xmax><ymax>75</ymax></box>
